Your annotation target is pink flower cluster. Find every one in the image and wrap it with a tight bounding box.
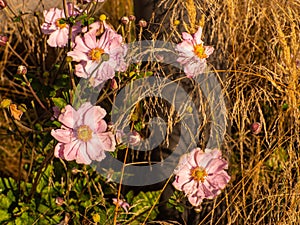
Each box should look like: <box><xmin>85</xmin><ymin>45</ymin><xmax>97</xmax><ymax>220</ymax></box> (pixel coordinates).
<box><xmin>51</xmin><ymin>102</ymin><xmax>115</xmax><ymax>165</ymax></box>
<box><xmin>173</xmin><ymin>148</ymin><xmax>230</xmax><ymax>207</ymax></box>
<box><xmin>176</xmin><ymin>27</ymin><xmax>214</xmax><ymax>78</ymax></box>
<box><xmin>41</xmin><ymin>3</ymin><xmax>127</xmax><ymax>87</ymax></box>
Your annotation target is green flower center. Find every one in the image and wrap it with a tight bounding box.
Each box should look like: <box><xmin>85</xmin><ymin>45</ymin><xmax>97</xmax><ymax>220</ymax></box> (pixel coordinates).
<box><xmin>77</xmin><ymin>125</ymin><xmax>93</xmax><ymax>142</ymax></box>
<box><xmin>55</xmin><ymin>18</ymin><xmax>67</xmax><ymax>29</ymax></box>
<box><xmin>193</xmin><ymin>44</ymin><xmax>208</xmax><ymax>59</ymax></box>
<box><xmin>89</xmin><ymin>48</ymin><xmax>105</xmax><ymax>61</ymax></box>
<box><xmin>190</xmin><ymin>166</ymin><xmax>208</xmax><ymax>182</ymax></box>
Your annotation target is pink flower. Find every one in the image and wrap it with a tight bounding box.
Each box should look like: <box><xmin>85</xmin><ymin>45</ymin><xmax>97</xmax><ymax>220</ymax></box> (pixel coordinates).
<box><xmin>176</xmin><ymin>27</ymin><xmax>214</xmax><ymax>78</ymax></box>
<box><xmin>84</xmin><ymin>0</ymin><xmax>105</xmax><ymax>2</ymax></box>
<box><xmin>67</xmin><ymin>28</ymin><xmax>127</xmax><ymax>87</ymax></box>
<box><xmin>41</xmin><ymin>3</ymin><xmax>81</xmax><ymax>47</ymax></box>
<box><xmin>0</xmin><ymin>35</ymin><xmax>8</xmax><ymax>46</ymax></box>
<box><xmin>173</xmin><ymin>148</ymin><xmax>230</xmax><ymax>207</ymax></box>
<box><xmin>51</xmin><ymin>102</ymin><xmax>116</xmax><ymax>165</ymax></box>
<box><xmin>113</xmin><ymin>198</ymin><xmax>130</xmax><ymax>213</ymax></box>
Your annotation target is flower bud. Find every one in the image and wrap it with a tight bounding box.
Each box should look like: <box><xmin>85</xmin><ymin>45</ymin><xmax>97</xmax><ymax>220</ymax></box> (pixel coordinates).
<box><xmin>99</xmin><ymin>14</ymin><xmax>107</xmax><ymax>21</ymax></box>
<box><xmin>71</xmin><ymin>167</ymin><xmax>79</xmax><ymax>175</ymax></box>
<box><xmin>251</xmin><ymin>122</ymin><xmax>262</xmax><ymax>135</ymax></box>
<box><xmin>121</xmin><ymin>16</ymin><xmax>129</xmax><ymax>25</ymax></box>
<box><xmin>0</xmin><ymin>0</ymin><xmax>7</xmax><ymax>10</ymax></box>
<box><xmin>128</xmin><ymin>15</ymin><xmax>136</xmax><ymax>22</ymax></box>
<box><xmin>173</xmin><ymin>20</ymin><xmax>180</xmax><ymax>26</ymax></box>
<box><xmin>0</xmin><ymin>35</ymin><xmax>8</xmax><ymax>46</ymax></box>
<box><xmin>110</xmin><ymin>78</ymin><xmax>118</xmax><ymax>90</ymax></box>
<box><xmin>128</xmin><ymin>131</ymin><xmax>141</xmax><ymax>146</ymax></box>
<box><xmin>138</xmin><ymin>19</ymin><xmax>147</xmax><ymax>28</ymax></box>
<box><xmin>17</xmin><ymin>65</ymin><xmax>27</xmax><ymax>75</ymax></box>
<box><xmin>115</xmin><ymin>130</ymin><xmax>125</xmax><ymax>145</ymax></box>
<box><xmin>55</xmin><ymin>197</ymin><xmax>64</xmax><ymax>206</ymax></box>
<box><xmin>66</xmin><ymin>56</ymin><xmax>73</xmax><ymax>63</ymax></box>
<box><xmin>102</xmin><ymin>53</ymin><xmax>110</xmax><ymax>61</ymax></box>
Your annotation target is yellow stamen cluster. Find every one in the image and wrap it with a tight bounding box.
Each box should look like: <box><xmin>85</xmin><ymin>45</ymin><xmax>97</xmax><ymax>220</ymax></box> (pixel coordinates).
<box><xmin>55</xmin><ymin>18</ymin><xmax>67</xmax><ymax>29</ymax></box>
<box><xmin>77</xmin><ymin>125</ymin><xmax>93</xmax><ymax>142</ymax></box>
<box><xmin>193</xmin><ymin>44</ymin><xmax>208</xmax><ymax>59</ymax></box>
<box><xmin>190</xmin><ymin>166</ymin><xmax>208</xmax><ymax>182</ymax></box>
<box><xmin>89</xmin><ymin>48</ymin><xmax>105</xmax><ymax>61</ymax></box>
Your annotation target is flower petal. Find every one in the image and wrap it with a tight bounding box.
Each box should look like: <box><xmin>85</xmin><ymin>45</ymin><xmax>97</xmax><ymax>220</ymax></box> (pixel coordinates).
<box><xmin>58</xmin><ymin>105</ymin><xmax>78</xmax><ymax>128</ymax></box>
<box><xmin>51</xmin><ymin>128</ymin><xmax>72</xmax><ymax>143</ymax></box>
<box><xmin>76</xmin><ymin>142</ymin><xmax>92</xmax><ymax>164</ymax></box>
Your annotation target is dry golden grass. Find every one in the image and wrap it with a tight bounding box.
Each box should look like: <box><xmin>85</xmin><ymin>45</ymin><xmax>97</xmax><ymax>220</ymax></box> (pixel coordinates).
<box><xmin>0</xmin><ymin>0</ymin><xmax>300</xmax><ymax>224</ymax></box>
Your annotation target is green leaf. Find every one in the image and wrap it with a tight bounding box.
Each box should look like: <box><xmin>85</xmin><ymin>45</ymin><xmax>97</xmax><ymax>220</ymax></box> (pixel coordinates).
<box><xmin>131</xmin><ymin>191</ymin><xmax>160</xmax><ymax>223</ymax></box>
<box><xmin>0</xmin><ymin>209</ymin><xmax>11</xmax><ymax>222</ymax></box>
<box><xmin>52</xmin><ymin>97</ymin><xmax>67</xmax><ymax>109</ymax></box>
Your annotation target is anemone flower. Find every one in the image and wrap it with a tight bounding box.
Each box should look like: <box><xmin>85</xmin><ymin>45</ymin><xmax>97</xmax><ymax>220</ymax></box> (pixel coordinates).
<box><xmin>41</xmin><ymin>3</ymin><xmax>81</xmax><ymax>47</ymax></box>
<box><xmin>173</xmin><ymin>148</ymin><xmax>230</xmax><ymax>207</ymax></box>
<box><xmin>51</xmin><ymin>102</ymin><xmax>115</xmax><ymax>165</ymax></box>
<box><xmin>176</xmin><ymin>27</ymin><xmax>214</xmax><ymax>78</ymax></box>
<box><xmin>67</xmin><ymin>28</ymin><xmax>127</xmax><ymax>87</ymax></box>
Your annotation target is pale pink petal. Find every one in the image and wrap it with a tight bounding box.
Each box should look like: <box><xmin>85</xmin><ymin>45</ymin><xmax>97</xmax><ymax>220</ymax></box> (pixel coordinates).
<box><xmin>205</xmin><ymin>46</ymin><xmax>214</xmax><ymax>57</ymax></box>
<box><xmin>56</xmin><ymin>28</ymin><xmax>69</xmax><ymax>47</ymax></box>
<box><xmin>47</xmin><ymin>30</ymin><xmax>61</xmax><ymax>47</ymax></box>
<box><xmin>58</xmin><ymin>105</ymin><xmax>78</xmax><ymax>128</ymax></box>
<box><xmin>182</xmin><ymin>32</ymin><xmax>193</xmax><ymax>41</ymax></box>
<box><xmin>97</xmin><ymin>132</ymin><xmax>116</xmax><ymax>152</ymax></box>
<box><xmin>54</xmin><ymin>142</ymin><xmax>65</xmax><ymax>159</ymax></box>
<box><xmin>95</xmin><ymin>119</ymin><xmax>108</xmax><ymax>133</ymax></box>
<box><xmin>63</xmin><ymin>140</ymin><xmax>81</xmax><ymax>161</ymax></box>
<box><xmin>193</xmin><ymin>27</ymin><xmax>203</xmax><ymax>45</ymax></box>
<box><xmin>188</xmin><ymin>194</ymin><xmax>203</xmax><ymax>207</ymax></box>
<box><xmin>97</xmin><ymin>29</ymin><xmax>113</xmax><ymax>50</ymax></box>
<box><xmin>51</xmin><ymin>128</ymin><xmax>72</xmax><ymax>143</ymax></box>
<box><xmin>74</xmin><ymin>35</ymin><xmax>91</xmax><ymax>53</ymax></box>
<box><xmin>86</xmin><ymin>135</ymin><xmax>107</xmax><ymax>161</ymax></box>
<box><xmin>68</xmin><ymin>49</ymin><xmax>90</xmax><ymax>62</ymax></box>
<box><xmin>83</xmin><ymin>32</ymin><xmax>97</xmax><ymax>50</ymax></box>
<box><xmin>83</xmin><ymin>106</ymin><xmax>107</xmax><ymax>130</ymax></box>
<box><xmin>208</xmin><ymin>170</ymin><xmax>231</xmax><ymax>189</ymax></box>
<box><xmin>176</xmin><ymin>40</ymin><xmax>194</xmax><ymax>53</ymax></box>
<box><xmin>76</xmin><ymin>142</ymin><xmax>92</xmax><ymax>164</ymax></box>
<box><xmin>206</xmin><ymin>158</ymin><xmax>228</xmax><ymax>174</ymax></box>
<box><xmin>74</xmin><ymin>62</ymin><xmax>89</xmax><ymax>78</ymax></box>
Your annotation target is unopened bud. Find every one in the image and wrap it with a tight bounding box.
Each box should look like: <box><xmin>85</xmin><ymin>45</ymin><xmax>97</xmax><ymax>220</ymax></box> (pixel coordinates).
<box><xmin>55</xmin><ymin>197</ymin><xmax>64</xmax><ymax>206</ymax></box>
<box><xmin>71</xmin><ymin>167</ymin><xmax>79</xmax><ymax>175</ymax></box>
<box><xmin>121</xmin><ymin>16</ymin><xmax>129</xmax><ymax>25</ymax></box>
<box><xmin>138</xmin><ymin>19</ymin><xmax>147</xmax><ymax>28</ymax></box>
<box><xmin>0</xmin><ymin>0</ymin><xmax>7</xmax><ymax>10</ymax></box>
<box><xmin>128</xmin><ymin>15</ymin><xmax>136</xmax><ymax>22</ymax></box>
<box><xmin>128</xmin><ymin>131</ymin><xmax>141</xmax><ymax>146</ymax></box>
<box><xmin>99</xmin><ymin>14</ymin><xmax>107</xmax><ymax>21</ymax></box>
<box><xmin>111</xmin><ymin>78</ymin><xmax>118</xmax><ymax>90</ymax></box>
<box><xmin>0</xmin><ymin>35</ymin><xmax>8</xmax><ymax>46</ymax></box>
<box><xmin>173</xmin><ymin>20</ymin><xmax>180</xmax><ymax>26</ymax></box>
<box><xmin>251</xmin><ymin>122</ymin><xmax>262</xmax><ymax>135</ymax></box>
<box><xmin>66</xmin><ymin>56</ymin><xmax>73</xmax><ymax>63</ymax></box>
<box><xmin>17</xmin><ymin>65</ymin><xmax>27</xmax><ymax>75</ymax></box>
<box><xmin>115</xmin><ymin>130</ymin><xmax>125</xmax><ymax>145</ymax></box>
<box><xmin>102</xmin><ymin>53</ymin><xmax>110</xmax><ymax>61</ymax></box>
